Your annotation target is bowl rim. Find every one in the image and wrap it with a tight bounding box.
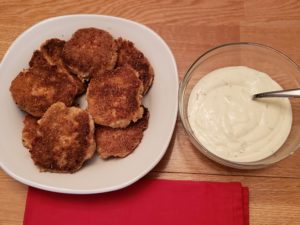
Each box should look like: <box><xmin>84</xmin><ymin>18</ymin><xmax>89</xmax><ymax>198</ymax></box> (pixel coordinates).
<box><xmin>179</xmin><ymin>42</ymin><xmax>300</xmax><ymax>169</ymax></box>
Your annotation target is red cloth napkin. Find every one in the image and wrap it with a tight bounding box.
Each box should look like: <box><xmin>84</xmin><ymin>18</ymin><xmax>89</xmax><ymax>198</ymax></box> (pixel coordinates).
<box><xmin>23</xmin><ymin>179</ymin><xmax>249</xmax><ymax>225</ymax></box>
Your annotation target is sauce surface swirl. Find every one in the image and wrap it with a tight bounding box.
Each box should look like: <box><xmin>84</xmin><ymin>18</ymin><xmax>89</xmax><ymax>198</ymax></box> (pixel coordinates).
<box><xmin>188</xmin><ymin>66</ymin><xmax>292</xmax><ymax>162</ymax></box>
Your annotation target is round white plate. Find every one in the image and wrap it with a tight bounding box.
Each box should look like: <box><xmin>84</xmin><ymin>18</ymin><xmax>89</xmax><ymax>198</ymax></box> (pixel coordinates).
<box><xmin>0</xmin><ymin>15</ymin><xmax>178</xmax><ymax>194</ymax></box>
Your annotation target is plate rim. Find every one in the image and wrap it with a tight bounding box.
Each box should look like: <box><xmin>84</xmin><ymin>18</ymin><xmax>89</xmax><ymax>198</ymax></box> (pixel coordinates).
<box><xmin>0</xmin><ymin>14</ymin><xmax>178</xmax><ymax>194</ymax></box>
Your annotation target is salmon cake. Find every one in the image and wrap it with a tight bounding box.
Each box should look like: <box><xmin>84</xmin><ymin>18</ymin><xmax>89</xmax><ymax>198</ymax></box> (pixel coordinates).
<box><xmin>22</xmin><ymin>114</ymin><xmax>39</xmax><ymax>149</ymax></box>
<box><xmin>40</xmin><ymin>38</ymin><xmax>66</xmax><ymax>68</ymax></box>
<box><xmin>116</xmin><ymin>38</ymin><xmax>154</xmax><ymax>95</ymax></box>
<box><xmin>41</xmin><ymin>38</ymin><xmax>86</xmax><ymax>95</ymax></box>
<box><xmin>29</xmin><ymin>50</ymin><xmax>49</xmax><ymax>67</ymax></box>
<box><xmin>87</xmin><ymin>64</ymin><xmax>144</xmax><ymax>128</ymax></box>
<box><xmin>96</xmin><ymin>108</ymin><xmax>149</xmax><ymax>159</ymax></box>
<box><xmin>10</xmin><ymin>65</ymin><xmax>77</xmax><ymax>117</ymax></box>
<box><xmin>28</xmin><ymin>102</ymin><xmax>96</xmax><ymax>173</ymax></box>
<box><xmin>62</xmin><ymin>28</ymin><xmax>117</xmax><ymax>81</ymax></box>
<box><xmin>29</xmin><ymin>39</ymin><xmax>86</xmax><ymax>95</ymax></box>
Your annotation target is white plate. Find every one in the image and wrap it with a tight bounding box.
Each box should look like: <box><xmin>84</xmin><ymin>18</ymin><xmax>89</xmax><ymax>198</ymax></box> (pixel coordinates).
<box><xmin>0</xmin><ymin>15</ymin><xmax>178</xmax><ymax>194</ymax></box>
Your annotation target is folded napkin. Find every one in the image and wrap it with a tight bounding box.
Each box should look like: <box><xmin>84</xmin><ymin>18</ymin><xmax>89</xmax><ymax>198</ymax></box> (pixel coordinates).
<box><xmin>23</xmin><ymin>179</ymin><xmax>249</xmax><ymax>225</ymax></box>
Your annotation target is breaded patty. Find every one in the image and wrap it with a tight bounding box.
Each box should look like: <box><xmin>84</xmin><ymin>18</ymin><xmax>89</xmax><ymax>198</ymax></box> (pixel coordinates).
<box><xmin>29</xmin><ymin>50</ymin><xmax>49</xmax><ymax>67</ymax></box>
<box><xmin>40</xmin><ymin>38</ymin><xmax>66</xmax><ymax>67</ymax></box>
<box><xmin>33</xmin><ymin>39</ymin><xmax>86</xmax><ymax>95</ymax></box>
<box><xmin>28</xmin><ymin>102</ymin><xmax>96</xmax><ymax>173</ymax></box>
<box><xmin>41</xmin><ymin>38</ymin><xmax>86</xmax><ymax>95</ymax></box>
<box><xmin>87</xmin><ymin>64</ymin><xmax>144</xmax><ymax>128</ymax></box>
<box><xmin>10</xmin><ymin>65</ymin><xmax>77</xmax><ymax>117</ymax></box>
<box><xmin>116</xmin><ymin>38</ymin><xmax>154</xmax><ymax>95</ymax></box>
<box><xmin>29</xmin><ymin>51</ymin><xmax>85</xmax><ymax>97</ymax></box>
<box><xmin>62</xmin><ymin>28</ymin><xmax>117</xmax><ymax>81</ymax></box>
<box><xmin>22</xmin><ymin>114</ymin><xmax>39</xmax><ymax>149</ymax></box>
<box><xmin>96</xmin><ymin>108</ymin><xmax>149</xmax><ymax>159</ymax></box>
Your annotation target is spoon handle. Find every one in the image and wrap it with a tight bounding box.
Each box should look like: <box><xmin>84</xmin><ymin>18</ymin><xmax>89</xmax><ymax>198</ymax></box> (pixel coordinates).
<box><xmin>253</xmin><ymin>88</ymin><xmax>300</xmax><ymax>98</ymax></box>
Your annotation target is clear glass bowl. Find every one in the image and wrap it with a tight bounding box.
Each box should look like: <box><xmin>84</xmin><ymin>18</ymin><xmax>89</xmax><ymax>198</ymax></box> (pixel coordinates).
<box><xmin>179</xmin><ymin>42</ymin><xmax>300</xmax><ymax>169</ymax></box>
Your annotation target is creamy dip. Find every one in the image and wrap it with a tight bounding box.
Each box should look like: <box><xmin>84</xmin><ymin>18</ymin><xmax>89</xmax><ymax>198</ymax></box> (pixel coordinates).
<box><xmin>188</xmin><ymin>66</ymin><xmax>292</xmax><ymax>162</ymax></box>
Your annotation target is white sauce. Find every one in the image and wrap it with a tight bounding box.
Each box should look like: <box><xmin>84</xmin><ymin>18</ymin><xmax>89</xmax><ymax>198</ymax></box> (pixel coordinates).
<box><xmin>188</xmin><ymin>66</ymin><xmax>292</xmax><ymax>162</ymax></box>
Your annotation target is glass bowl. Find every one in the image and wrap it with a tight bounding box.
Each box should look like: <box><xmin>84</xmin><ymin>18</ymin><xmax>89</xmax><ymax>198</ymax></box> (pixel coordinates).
<box><xmin>179</xmin><ymin>42</ymin><xmax>300</xmax><ymax>169</ymax></box>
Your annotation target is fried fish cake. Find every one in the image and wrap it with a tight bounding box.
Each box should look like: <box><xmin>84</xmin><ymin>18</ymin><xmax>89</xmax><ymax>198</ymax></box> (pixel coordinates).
<box><xmin>96</xmin><ymin>108</ymin><xmax>149</xmax><ymax>159</ymax></box>
<box><xmin>10</xmin><ymin>65</ymin><xmax>77</xmax><ymax>117</ymax></box>
<box><xmin>116</xmin><ymin>38</ymin><xmax>154</xmax><ymax>95</ymax></box>
<box><xmin>29</xmin><ymin>50</ymin><xmax>49</xmax><ymax>67</ymax></box>
<box><xmin>40</xmin><ymin>38</ymin><xmax>66</xmax><ymax>67</ymax></box>
<box><xmin>62</xmin><ymin>28</ymin><xmax>117</xmax><ymax>81</ymax></box>
<box><xmin>87</xmin><ymin>64</ymin><xmax>144</xmax><ymax>128</ymax></box>
<box><xmin>28</xmin><ymin>42</ymin><xmax>86</xmax><ymax>96</ymax></box>
<box><xmin>29</xmin><ymin>102</ymin><xmax>96</xmax><ymax>173</ymax></box>
<box><xmin>41</xmin><ymin>39</ymin><xmax>86</xmax><ymax>95</ymax></box>
<box><xmin>22</xmin><ymin>114</ymin><xmax>39</xmax><ymax>149</ymax></box>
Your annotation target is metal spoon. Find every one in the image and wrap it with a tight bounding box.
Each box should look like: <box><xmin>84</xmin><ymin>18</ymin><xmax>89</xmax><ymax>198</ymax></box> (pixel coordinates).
<box><xmin>253</xmin><ymin>88</ymin><xmax>300</xmax><ymax>99</ymax></box>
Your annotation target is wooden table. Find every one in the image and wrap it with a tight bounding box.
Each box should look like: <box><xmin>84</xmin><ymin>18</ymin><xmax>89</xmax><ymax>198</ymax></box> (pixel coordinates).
<box><xmin>1</xmin><ymin>1</ymin><xmax>300</xmax><ymax>224</ymax></box>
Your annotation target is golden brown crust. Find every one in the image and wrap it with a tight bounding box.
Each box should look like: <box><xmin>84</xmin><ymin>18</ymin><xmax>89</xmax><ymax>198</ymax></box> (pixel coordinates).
<box><xmin>87</xmin><ymin>64</ymin><xmax>144</xmax><ymax>128</ymax></box>
<box><xmin>11</xmin><ymin>29</ymin><xmax>154</xmax><ymax>173</ymax></box>
<box><xmin>62</xmin><ymin>28</ymin><xmax>117</xmax><ymax>81</ymax></box>
<box><xmin>10</xmin><ymin>66</ymin><xmax>77</xmax><ymax>117</ymax></box>
<box><xmin>22</xmin><ymin>114</ymin><xmax>39</xmax><ymax>149</ymax></box>
<box><xmin>29</xmin><ymin>102</ymin><xmax>96</xmax><ymax>173</ymax></box>
<box><xmin>96</xmin><ymin>108</ymin><xmax>149</xmax><ymax>159</ymax></box>
<box><xmin>28</xmin><ymin>40</ymin><xmax>86</xmax><ymax>96</ymax></box>
<box><xmin>41</xmin><ymin>38</ymin><xmax>66</xmax><ymax>66</ymax></box>
<box><xmin>116</xmin><ymin>38</ymin><xmax>154</xmax><ymax>95</ymax></box>
<box><xmin>29</xmin><ymin>50</ymin><xmax>49</xmax><ymax>67</ymax></box>
<box><xmin>41</xmin><ymin>39</ymin><xmax>86</xmax><ymax>95</ymax></box>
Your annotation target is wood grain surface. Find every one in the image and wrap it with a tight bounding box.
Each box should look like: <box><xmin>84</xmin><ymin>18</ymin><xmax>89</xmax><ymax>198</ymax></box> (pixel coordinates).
<box><xmin>1</xmin><ymin>0</ymin><xmax>300</xmax><ymax>224</ymax></box>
